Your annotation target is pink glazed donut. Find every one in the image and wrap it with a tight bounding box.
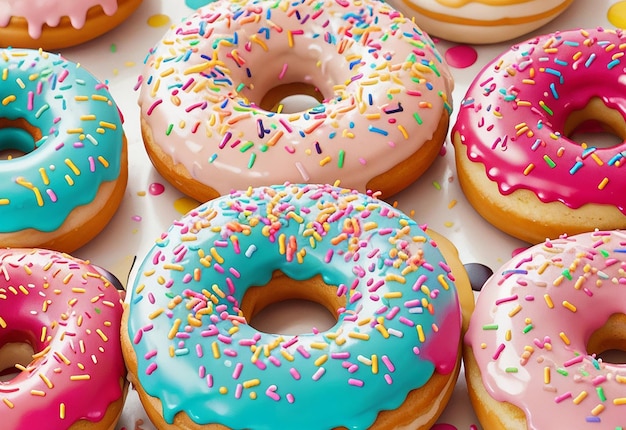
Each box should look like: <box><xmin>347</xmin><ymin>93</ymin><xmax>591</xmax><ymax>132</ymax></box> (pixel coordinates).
<box><xmin>452</xmin><ymin>28</ymin><xmax>626</xmax><ymax>244</ymax></box>
<box><xmin>0</xmin><ymin>248</ymin><xmax>127</xmax><ymax>430</ymax></box>
<box><xmin>138</xmin><ymin>0</ymin><xmax>454</xmax><ymax>202</ymax></box>
<box><xmin>465</xmin><ymin>230</ymin><xmax>626</xmax><ymax>429</ymax></box>
<box><xmin>0</xmin><ymin>0</ymin><xmax>143</xmax><ymax>49</ymax></box>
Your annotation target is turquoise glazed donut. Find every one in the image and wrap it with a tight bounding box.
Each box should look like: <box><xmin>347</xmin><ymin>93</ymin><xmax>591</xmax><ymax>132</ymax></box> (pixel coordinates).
<box><xmin>123</xmin><ymin>183</ymin><xmax>469</xmax><ymax>429</ymax></box>
<box><xmin>0</xmin><ymin>48</ymin><xmax>127</xmax><ymax>252</ymax></box>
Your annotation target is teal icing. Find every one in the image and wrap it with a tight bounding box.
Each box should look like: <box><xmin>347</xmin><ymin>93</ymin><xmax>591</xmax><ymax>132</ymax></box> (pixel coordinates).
<box><xmin>0</xmin><ymin>48</ymin><xmax>124</xmax><ymax>232</ymax></box>
<box><xmin>127</xmin><ymin>184</ymin><xmax>462</xmax><ymax>429</ymax></box>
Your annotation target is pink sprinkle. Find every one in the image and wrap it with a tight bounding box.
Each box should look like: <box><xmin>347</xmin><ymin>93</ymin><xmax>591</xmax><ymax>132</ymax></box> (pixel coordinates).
<box><xmin>493</xmin><ymin>343</ymin><xmax>505</xmax><ymax>360</ymax></box>
<box><xmin>554</xmin><ymin>392</ymin><xmax>572</xmax><ymax>403</ymax></box>
<box><xmin>495</xmin><ymin>295</ymin><xmax>518</xmax><ymax>305</ymax></box>
<box><xmin>147</xmin><ymin>98</ymin><xmax>163</xmax><ymax>115</ymax></box>
<box><xmin>235</xmin><ymin>383</ymin><xmax>243</xmax><ymax>399</ymax></box>
<box><xmin>289</xmin><ymin>368</ymin><xmax>301</xmax><ymax>380</ymax></box>
<box><xmin>381</xmin><ymin>355</ymin><xmax>395</xmax><ymax>372</ymax></box>
<box><xmin>149</xmin><ymin>182</ymin><xmax>165</xmax><ymax>195</ymax></box>
<box><xmin>592</xmin><ymin>375</ymin><xmax>607</xmax><ymax>386</ymax></box>
<box><xmin>145</xmin><ymin>362</ymin><xmax>158</xmax><ymax>375</ymax></box>
<box><xmin>348</xmin><ymin>378</ymin><xmax>364</xmax><ymax>387</ymax></box>
<box><xmin>265</xmin><ymin>385</ymin><xmax>280</xmax><ymax>401</ymax></box>
<box><xmin>133</xmin><ymin>330</ymin><xmax>143</xmax><ymax>344</ymax></box>
<box><xmin>278</xmin><ymin>63</ymin><xmax>288</xmax><ymax>80</ymax></box>
<box><xmin>286</xmin><ymin>393</ymin><xmax>295</xmax><ymax>403</ymax></box>
<box><xmin>563</xmin><ymin>355</ymin><xmax>584</xmax><ymax>367</ymax></box>
<box><xmin>46</xmin><ymin>189</ymin><xmax>58</xmax><ymax>202</ymax></box>
<box><xmin>144</xmin><ymin>350</ymin><xmax>157</xmax><ymax>360</ymax></box>
<box><xmin>207</xmin><ymin>374</ymin><xmax>213</xmax><ymax>388</ymax></box>
<box><xmin>232</xmin><ymin>362</ymin><xmax>243</xmax><ymax>379</ymax></box>
<box><xmin>296</xmin><ymin>346</ymin><xmax>310</xmax><ymax>358</ymax></box>
<box><xmin>312</xmin><ymin>367</ymin><xmax>325</xmax><ymax>381</ymax></box>
<box><xmin>196</xmin><ymin>344</ymin><xmax>203</xmax><ymax>358</ymax></box>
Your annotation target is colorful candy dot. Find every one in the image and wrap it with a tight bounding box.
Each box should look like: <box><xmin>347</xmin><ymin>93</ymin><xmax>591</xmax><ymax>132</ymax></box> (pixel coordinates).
<box><xmin>444</xmin><ymin>45</ymin><xmax>478</xmax><ymax>69</ymax></box>
<box><xmin>608</xmin><ymin>1</ymin><xmax>626</xmax><ymax>28</ymax></box>
<box><xmin>174</xmin><ymin>197</ymin><xmax>200</xmax><ymax>215</ymax></box>
<box><xmin>147</xmin><ymin>14</ymin><xmax>171</xmax><ymax>27</ymax></box>
<box><xmin>185</xmin><ymin>0</ymin><xmax>215</xmax><ymax>8</ymax></box>
<box><xmin>148</xmin><ymin>182</ymin><xmax>165</xmax><ymax>196</ymax></box>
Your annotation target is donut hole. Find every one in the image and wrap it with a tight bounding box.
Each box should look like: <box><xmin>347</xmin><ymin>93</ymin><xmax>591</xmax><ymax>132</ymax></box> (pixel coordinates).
<box><xmin>564</xmin><ymin>97</ymin><xmax>626</xmax><ymax>149</ymax></box>
<box><xmin>586</xmin><ymin>313</ymin><xmax>626</xmax><ymax>365</ymax></box>
<box><xmin>0</xmin><ymin>118</ymin><xmax>43</xmax><ymax>160</ymax></box>
<box><xmin>242</xmin><ymin>271</ymin><xmax>344</xmax><ymax>335</ymax></box>
<box><xmin>258</xmin><ymin>82</ymin><xmax>325</xmax><ymax>114</ymax></box>
<box><xmin>0</xmin><ymin>336</ymin><xmax>36</xmax><ymax>382</ymax></box>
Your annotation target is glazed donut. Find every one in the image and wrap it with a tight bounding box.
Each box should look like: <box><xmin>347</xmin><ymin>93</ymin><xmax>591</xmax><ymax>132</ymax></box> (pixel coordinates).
<box><xmin>0</xmin><ymin>0</ymin><xmax>143</xmax><ymax>50</ymax></box>
<box><xmin>387</xmin><ymin>0</ymin><xmax>574</xmax><ymax>44</ymax></box>
<box><xmin>138</xmin><ymin>0</ymin><xmax>454</xmax><ymax>202</ymax></box>
<box><xmin>452</xmin><ymin>28</ymin><xmax>626</xmax><ymax>244</ymax></box>
<box><xmin>0</xmin><ymin>248</ymin><xmax>127</xmax><ymax>429</ymax></box>
<box><xmin>464</xmin><ymin>230</ymin><xmax>626</xmax><ymax>429</ymax></box>
<box><xmin>122</xmin><ymin>183</ymin><xmax>474</xmax><ymax>429</ymax></box>
<box><xmin>0</xmin><ymin>48</ymin><xmax>128</xmax><ymax>253</ymax></box>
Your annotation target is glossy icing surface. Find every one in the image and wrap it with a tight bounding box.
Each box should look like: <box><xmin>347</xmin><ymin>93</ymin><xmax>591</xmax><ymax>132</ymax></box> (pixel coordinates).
<box><xmin>453</xmin><ymin>28</ymin><xmax>626</xmax><ymax>213</ymax></box>
<box><xmin>138</xmin><ymin>0</ymin><xmax>453</xmax><ymax>195</ymax></box>
<box><xmin>0</xmin><ymin>48</ymin><xmax>125</xmax><ymax>233</ymax></box>
<box><xmin>126</xmin><ymin>183</ymin><xmax>463</xmax><ymax>429</ymax></box>
<box><xmin>0</xmin><ymin>0</ymin><xmax>120</xmax><ymax>38</ymax></box>
<box><xmin>466</xmin><ymin>230</ymin><xmax>626</xmax><ymax>428</ymax></box>
<box><xmin>0</xmin><ymin>248</ymin><xmax>126</xmax><ymax>428</ymax></box>
<box><xmin>394</xmin><ymin>0</ymin><xmax>570</xmax><ymax>22</ymax></box>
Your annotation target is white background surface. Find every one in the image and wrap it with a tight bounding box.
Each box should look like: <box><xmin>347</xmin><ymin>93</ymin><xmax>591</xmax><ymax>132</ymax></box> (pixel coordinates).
<box><xmin>37</xmin><ymin>0</ymin><xmax>622</xmax><ymax>428</ymax></box>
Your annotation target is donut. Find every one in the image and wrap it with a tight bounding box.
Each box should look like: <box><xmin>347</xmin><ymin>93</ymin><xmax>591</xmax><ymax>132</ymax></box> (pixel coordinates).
<box><xmin>0</xmin><ymin>48</ymin><xmax>128</xmax><ymax>253</ymax></box>
<box><xmin>452</xmin><ymin>28</ymin><xmax>626</xmax><ymax>244</ymax></box>
<box><xmin>122</xmin><ymin>183</ymin><xmax>474</xmax><ymax>429</ymax></box>
<box><xmin>137</xmin><ymin>0</ymin><xmax>454</xmax><ymax>202</ymax></box>
<box><xmin>464</xmin><ymin>230</ymin><xmax>626</xmax><ymax>429</ymax></box>
<box><xmin>0</xmin><ymin>248</ymin><xmax>127</xmax><ymax>429</ymax></box>
<box><xmin>0</xmin><ymin>0</ymin><xmax>143</xmax><ymax>50</ymax></box>
<box><xmin>387</xmin><ymin>0</ymin><xmax>574</xmax><ymax>44</ymax></box>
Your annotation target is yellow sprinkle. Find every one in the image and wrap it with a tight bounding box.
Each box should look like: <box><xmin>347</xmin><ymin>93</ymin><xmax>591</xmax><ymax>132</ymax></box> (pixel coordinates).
<box><xmin>591</xmin><ymin>404</ymin><xmax>605</xmax><ymax>416</ymax></box>
<box><xmin>613</xmin><ymin>397</ymin><xmax>626</xmax><ymax>405</ymax></box>
<box><xmin>59</xmin><ymin>403</ymin><xmax>66</xmax><ymax>419</ymax></box>
<box><xmin>69</xmin><ymin>374</ymin><xmax>91</xmax><ymax>381</ymax></box>
<box><xmin>559</xmin><ymin>332</ymin><xmax>571</xmax><ymax>345</ymax></box>
<box><xmin>508</xmin><ymin>304</ymin><xmax>522</xmax><ymax>317</ymax></box>
<box><xmin>148</xmin><ymin>308</ymin><xmax>164</xmax><ymax>319</ymax></box>
<box><xmin>570</xmin><ymin>391</ymin><xmax>588</xmax><ymax>405</ymax></box>
<box><xmin>598</xmin><ymin>177</ymin><xmax>609</xmax><ymax>190</ymax></box>
<box><xmin>97</xmin><ymin>155</ymin><xmax>110</xmax><ymax>168</ymax></box>
<box><xmin>3</xmin><ymin>398</ymin><xmax>14</xmax><ymax>409</ymax></box>
<box><xmin>0</xmin><ymin>317</ymin><xmax>6</xmax><ymax>328</ymax></box>
<box><xmin>314</xmin><ymin>354</ymin><xmax>328</xmax><ymax>367</ymax></box>
<box><xmin>416</xmin><ymin>324</ymin><xmax>425</xmax><ymax>342</ymax></box>
<box><xmin>348</xmin><ymin>332</ymin><xmax>370</xmax><ymax>341</ymax></box>
<box><xmin>562</xmin><ymin>301</ymin><xmax>577</xmax><ymax>312</ymax></box>
<box><xmin>39</xmin><ymin>373</ymin><xmax>54</xmax><ymax>389</ymax></box>
<box><xmin>30</xmin><ymin>390</ymin><xmax>46</xmax><ymax>397</ymax></box>
<box><xmin>544</xmin><ymin>294</ymin><xmax>554</xmax><ymax>309</ymax></box>
<box><xmin>544</xmin><ymin>366</ymin><xmax>551</xmax><ymax>384</ymax></box>
<box><xmin>243</xmin><ymin>379</ymin><xmax>260</xmax><ymax>389</ymax></box>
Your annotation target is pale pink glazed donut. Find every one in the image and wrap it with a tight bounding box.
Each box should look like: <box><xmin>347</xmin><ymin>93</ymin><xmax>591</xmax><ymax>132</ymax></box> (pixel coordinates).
<box><xmin>0</xmin><ymin>248</ymin><xmax>127</xmax><ymax>430</ymax></box>
<box><xmin>452</xmin><ymin>28</ymin><xmax>626</xmax><ymax>244</ymax></box>
<box><xmin>0</xmin><ymin>0</ymin><xmax>143</xmax><ymax>49</ymax></box>
<box><xmin>387</xmin><ymin>0</ymin><xmax>574</xmax><ymax>44</ymax></box>
<box><xmin>464</xmin><ymin>230</ymin><xmax>626</xmax><ymax>429</ymax></box>
<box><xmin>138</xmin><ymin>0</ymin><xmax>454</xmax><ymax>202</ymax></box>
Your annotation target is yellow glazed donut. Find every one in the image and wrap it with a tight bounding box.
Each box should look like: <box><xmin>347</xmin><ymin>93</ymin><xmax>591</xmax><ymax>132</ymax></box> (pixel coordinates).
<box><xmin>0</xmin><ymin>0</ymin><xmax>143</xmax><ymax>50</ymax></box>
<box><xmin>465</xmin><ymin>230</ymin><xmax>626</xmax><ymax>429</ymax></box>
<box><xmin>138</xmin><ymin>0</ymin><xmax>454</xmax><ymax>202</ymax></box>
<box><xmin>0</xmin><ymin>48</ymin><xmax>128</xmax><ymax>253</ymax></box>
<box><xmin>0</xmin><ymin>248</ymin><xmax>127</xmax><ymax>430</ymax></box>
<box><xmin>452</xmin><ymin>28</ymin><xmax>626</xmax><ymax>244</ymax></box>
<box><xmin>122</xmin><ymin>183</ymin><xmax>474</xmax><ymax>429</ymax></box>
<box><xmin>387</xmin><ymin>0</ymin><xmax>574</xmax><ymax>44</ymax></box>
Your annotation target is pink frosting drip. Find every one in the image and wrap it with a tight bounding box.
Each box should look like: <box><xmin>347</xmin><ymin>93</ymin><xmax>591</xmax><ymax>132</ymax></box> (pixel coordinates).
<box><xmin>0</xmin><ymin>249</ymin><xmax>126</xmax><ymax>428</ymax></box>
<box><xmin>0</xmin><ymin>0</ymin><xmax>120</xmax><ymax>38</ymax></box>
<box><xmin>452</xmin><ymin>28</ymin><xmax>626</xmax><ymax>213</ymax></box>
<box><xmin>465</xmin><ymin>230</ymin><xmax>626</xmax><ymax>428</ymax></box>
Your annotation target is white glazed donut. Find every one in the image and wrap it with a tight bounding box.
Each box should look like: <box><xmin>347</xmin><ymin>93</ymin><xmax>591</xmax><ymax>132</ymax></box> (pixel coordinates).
<box><xmin>387</xmin><ymin>0</ymin><xmax>574</xmax><ymax>44</ymax></box>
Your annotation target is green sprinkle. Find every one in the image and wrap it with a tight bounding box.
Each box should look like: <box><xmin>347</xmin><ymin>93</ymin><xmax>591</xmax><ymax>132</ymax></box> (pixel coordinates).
<box><xmin>543</xmin><ymin>155</ymin><xmax>556</xmax><ymax>168</ymax></box>
<box><xmin>433</xmin><ymin>181</ymin><xmax>441</xmax><ymax>190</ymax></box>
<box><xmin>338</xmin><ymin>150</ymin><xmax>345</xmax><ymax>168</ymax></box>
<box><xmin>597</xmin><ymin>386</ymin><xmax>607</xmax><ymax>402</ymax></box>
<box><xmin>556</xmin><ymin>368</ymin><xmax>569</xmax><ymax>376</ymax></box>
<box><xmin>166</xmin><ymin>124</ymin><xmax>173</xmax><ymax>136</ymax></box>
<box><xmin>413</xmin><ymin>112</ymin><xmax>423</xmax><ymax>125</ymax></box>
<box><xmin>248</xmin><ymin>153</ymin><xmax>256</xmax><ymax>169</ymax></box>
<box><xmin>561</xmin><ymin>269</ymin><xmax>572</xmax><ymax>280</ymax></box>
<box><xmin>523</xmin><ymin>324</ymin><xmax>533</xmax><ymax>333</ymax></box>
<box><xmin>482</xmin><ymin>324</ymin><xmax>499</xmax><ymax>330</ymax></box>
<box><xmin>505</xmin><ymin>367</ymin><xmax>518</xmax><ymax>373</ymax></box>
<box><xmin>110</xmin><ymin>44</ymin><xmax>117</xmax><ymax>53</ymax></box>
<box><xmin>236</xmin><ymin>82</ymin><xmax>245</xmax><ymax>92</ymax></box>
<box><xmin>239</xmin><ymin>141</ymin><xmax>254</xmax><ymax>152</ymax></box>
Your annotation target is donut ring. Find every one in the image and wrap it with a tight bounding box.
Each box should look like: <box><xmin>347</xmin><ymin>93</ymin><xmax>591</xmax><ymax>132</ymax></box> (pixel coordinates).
<box><xmin>138</xmin><ymin>0</ymin><xmax>454</xmax><ymax>202</ymax></box>
<box><xmin>465</xmin><ymin>230</ymin><xmax>626</xmax><ymax>429</ymax></box>
<box><xmin>122</xmin><ymin>183</ymin><xmax>474</xmax><ymax>429</ymax></box>
<box><xmin>452</xmin><ymin>28</ymin><xmax>626</xmax><ymax>244</ymax></box>
<box><xmin>387</xmin><ymin>0</ymin><xmax>574</xmax><ymax>44</ymax></box>
<box><xmin>0</xmin><ymin>48</ymin><xmax>128</xmax><ymax>253</ymax></box>
<box><xmin>0</xmin><ymin>248</ymin><xmax>127</xmax><ymax>429</ymax></box>
<box><xmin>0</xmin><ymin>0</ymin><xmax>143</xmax><ymax>50</ymax></box>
